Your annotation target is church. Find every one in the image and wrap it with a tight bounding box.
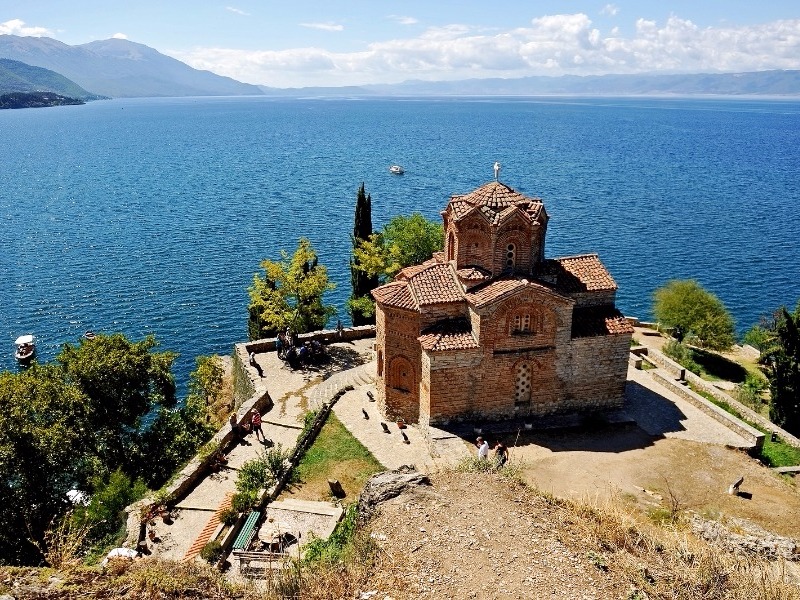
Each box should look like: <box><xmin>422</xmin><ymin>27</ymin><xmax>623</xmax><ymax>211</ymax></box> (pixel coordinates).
<box><xmin>371</xmin><ymin>175</ymin><xmax>633</xmax><ymax>427</ymax></box>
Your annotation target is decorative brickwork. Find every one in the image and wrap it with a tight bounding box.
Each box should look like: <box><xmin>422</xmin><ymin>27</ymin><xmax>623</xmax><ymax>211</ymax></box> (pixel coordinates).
<box><xmin>372</xmin><ymin>179</ymin><xmax>632</xmax><ymax>427</ymax></box>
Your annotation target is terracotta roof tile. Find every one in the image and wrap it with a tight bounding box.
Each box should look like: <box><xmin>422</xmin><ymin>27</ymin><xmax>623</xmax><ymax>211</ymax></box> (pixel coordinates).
<box><xmin>544</xmin><ymin>254</ymin><xmax>618</xmax><ymax>294</ymax></box>
<box><xmin>371</xmin><ymin>281</ymin><xmax>416</xmax><ymax>311</ymax></box>
<box><xmin>465</xmin><ymin>277</ymin><xmax>528</xmax><ymax>308</ymax></box>
<box><xmin>418</xmin><ymin>319</ymin><xmax>479</xmax><ymax>352</ymax></box>
<box><xmin>396</xmin><ymin>258</ymin><xmax>439</xmax><ymax>281</ymax></box>
<box><xmin>408</xmin><ymin>263</ymin><xmax>463</xmax><ymax>306</ymax></box>
<box><xmin>456</xmin><ymin>266</ymin><xmax>491</xmax><ymax>282</ymax></box>
<box><xmin>448</xmin><ymin>181</ymin><xmax>544</xmax><ymax>226</ymax></box>
<box><xmin>572</xmin><ymin>306</ymin><xmax>634</xmax><ymax>338</ymax></box>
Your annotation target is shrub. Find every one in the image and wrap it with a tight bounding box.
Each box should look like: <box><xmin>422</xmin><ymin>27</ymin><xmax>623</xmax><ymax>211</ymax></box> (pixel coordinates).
<box><xmin>663</xmin><ymin>340</ymin><xmax>701</xmax><ymax>374</ymax></box>
<box><xmin>219</xmin><ymin>507</ymin><xmax>238</xmax><ymax>526</ymax></box>
<box><xmin>199</xmin><ymin>540</ymin><xmax>222</xmax><ymax>564</ymax></box>
<box><xmin>231</xmin><ymin>490</ymin><xmax>257</xmax><ymax>513</ymax></box>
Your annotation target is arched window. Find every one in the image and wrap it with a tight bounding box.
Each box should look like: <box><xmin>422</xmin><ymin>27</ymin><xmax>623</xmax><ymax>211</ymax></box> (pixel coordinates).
<box><xmin>505</xmin><ymin>243</ymin><xmax>516</xmax><ymax>269</ymax></box>
<box><xmin>390</xmin><ymin>357</ymin><xmax>414</xmax><ymax>393</ymax></box>
<box><xmin>514</xmin><ymin>362</ymin><xmax>531</xmax><ymax>405</ymax></box>
<box><xmin>377</xmin><ymin>350</ymin><xmax>384</xmax><ymax>376</ymax></box>
<box><xmin>512</xmin><ymin>313</ymin><xmax>531</xmax><ymax>334</ymax></box>
<box><xmin>447</xmin><ymin>232</ymin><xmax>455</xmax><ymax>261</ymax></box>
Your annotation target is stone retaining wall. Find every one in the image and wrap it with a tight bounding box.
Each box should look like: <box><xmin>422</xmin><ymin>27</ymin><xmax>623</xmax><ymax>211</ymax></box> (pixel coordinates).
<box><xmin>650</xmin><ymin>370</ymin><xmax>763</xmax><ymax>451</ymax></box>
<box><xmin>644</xmin><ymin>346</ymin><xmax>800</xmax><ymax>450</ymax></box>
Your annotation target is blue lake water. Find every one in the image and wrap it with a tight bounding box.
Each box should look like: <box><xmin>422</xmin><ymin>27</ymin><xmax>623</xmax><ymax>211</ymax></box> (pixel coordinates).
<box><xmin>2</xmin><ymin>96</ymin><xmax>799</xmax><ymax>389</ymax></box>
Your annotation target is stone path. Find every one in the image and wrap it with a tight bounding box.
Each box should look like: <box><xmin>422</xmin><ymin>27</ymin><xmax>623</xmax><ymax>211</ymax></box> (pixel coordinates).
<box><xmin>141</xmin><ymin>331</ymin><xmax>757</xmax><ymax>564</ymax></box>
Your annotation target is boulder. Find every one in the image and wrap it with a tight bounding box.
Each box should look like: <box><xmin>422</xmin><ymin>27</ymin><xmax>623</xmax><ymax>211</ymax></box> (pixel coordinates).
<box><xmin>358</xmin><ymin>468</ymin><xmax>430</xmax><ymax>522</ymax></box>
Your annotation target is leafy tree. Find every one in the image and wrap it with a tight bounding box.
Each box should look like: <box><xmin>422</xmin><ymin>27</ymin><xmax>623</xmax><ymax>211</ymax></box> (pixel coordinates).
<box><xmin>248</xmin><ymin>237</ymin><xmax>336</xmax><ymax>340</ymax></box>
<box><xmin>0</xmin><ymin>365</ymin><xmax>89</xmax><ymax>564</ymax></box>
<box><xmin>352</xmin><ymin>213</ymin><xmax>444</xmax><ymax>283</ymax></box>
<box><xmin>350</xmin><ymin>183</ymin><xmax>379</xmax><ymax>326</ymax></box>
<box><xmin>652</xmin><ymin>279</ymin><xmax>736</xmax><ymax>351</ymax></box>
<box><xmin>760</xmin><ymin>304</ymin><xmax>800</xmax><ymax>434</ymax></box>
<box><xmin>57</xmin><ymin>333</ymin><xmax>177</xmax><ymax>474</ymax></box>
<box><xmin>74</xmin><ymin>469</ymin><xmax>147</xmax><ymax>548</ymax></box>
<box><xmin>188</xmin><ymin>355</ymin><xmax>224</xmax><ymax>409</ymax></box>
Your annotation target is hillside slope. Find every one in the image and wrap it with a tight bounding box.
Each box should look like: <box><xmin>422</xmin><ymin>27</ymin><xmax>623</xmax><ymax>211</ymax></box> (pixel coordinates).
<box><xmin>0</xmin><ymin>58</ymin><xmax>96</xmax><ymax>98</ymax></box>
<box><xmin>0</xmin><ymin>35</ymin><xmax>263</xmax><ymax>98</ymax></box>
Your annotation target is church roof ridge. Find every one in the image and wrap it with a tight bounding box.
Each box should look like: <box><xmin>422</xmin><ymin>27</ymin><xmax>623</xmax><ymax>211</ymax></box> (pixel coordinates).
<box><xmin>447</xmin><ymin>180</ymin><xmax>544</xmax><ymax>225</ymax></box>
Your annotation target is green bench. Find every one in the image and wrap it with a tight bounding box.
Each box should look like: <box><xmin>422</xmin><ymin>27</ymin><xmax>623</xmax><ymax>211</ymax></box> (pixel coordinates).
<box><xmin>232</xmin><ymin>510</ymin><xmax>261</xmax><ymax>551</ymax></box>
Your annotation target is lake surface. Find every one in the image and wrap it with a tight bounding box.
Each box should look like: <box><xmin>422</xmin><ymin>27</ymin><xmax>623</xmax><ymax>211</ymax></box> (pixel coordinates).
<box><xmin>2</xmin><ymin>96</ymin><xmax>799</xmax><ymax>388</ymax></box>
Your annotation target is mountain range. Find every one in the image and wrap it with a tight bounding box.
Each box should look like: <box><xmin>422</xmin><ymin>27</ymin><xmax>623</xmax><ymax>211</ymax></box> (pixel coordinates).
<box><xmin>0</xmin><ymin>35</ymin><xmax>262</xmax><ymax>98</ymax></box>
<box><xmin>260</xmin><ymin>71</ymin><xmax>800</xmax><ymax>97</ymax></box>
<box><xmin>1</xmin><ymin>33</ymin><xmax>799</xmax><ymax>99</ymax></box>
<box><xmin>0</xmin><ymin>58</ymin><xmax>99</xmax><ymax>99</ymax></box>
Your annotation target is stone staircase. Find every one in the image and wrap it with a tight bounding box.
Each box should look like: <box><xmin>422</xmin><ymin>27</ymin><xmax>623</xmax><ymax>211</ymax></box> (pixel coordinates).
<box><xmin>182</xmin><ymin>492</ymin><xmax>233</xmax><ymax>562</ymax></box>
<box><xmin>309</xmin><ymin>361</ymin><xmax>375</xmax><ymax>410</ymax></box>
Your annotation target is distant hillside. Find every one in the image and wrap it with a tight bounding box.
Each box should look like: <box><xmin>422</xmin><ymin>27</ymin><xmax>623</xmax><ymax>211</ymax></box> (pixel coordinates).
<box><xmin>0</xmin><ymin>58</ymin><xmax>98</xmax><ymax>99</ymax></box>
<box><xmin>0</xmin><ymin>35</ymin><xmax>263</xmax><ymax>98</ymax></box>
<box><xmin>0</xmin><ymin>91</ymin><xmax>84</xmax><ymax>109</ymax></box>
<box><xmin>259</xmin><ymin>70</ymin><xmax>800</xmax><ymax>97</ymax></box>
<box><xmin>364</xmin><ymin>70</ymin><xmax>800</xmax><ymax>96</ymax></box>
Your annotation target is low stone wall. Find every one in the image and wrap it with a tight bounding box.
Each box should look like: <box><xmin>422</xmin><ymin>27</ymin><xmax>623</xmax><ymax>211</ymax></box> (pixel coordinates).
<box><xmin>651</xmin><ymin>370</ymin><xmax>764</xmax><ymax>450</ymax></box>
<box><xmin>682</xmin><ymin>370</ymin><xmax>800</xmax><ymax>451</ymax></box>
<box><xmin>642</xmin><ymin>347</ymin><xmax>685</xmax><ymax>380</ymax></box>
<box><xmin>644</xmin><ymin>346</ymin><xmax>800</xmax><ymax>451</ymax></box>
<box><xmin>245</xmin><ymin>325</ymin><xmax>377</xmax><ymax>353</ymax></box>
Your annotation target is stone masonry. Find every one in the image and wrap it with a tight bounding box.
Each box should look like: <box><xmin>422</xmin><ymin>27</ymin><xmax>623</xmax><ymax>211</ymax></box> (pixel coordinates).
<box><xmin>372</xmin><ymin>180</ymin><xmax>633</xmax><ymax>427</ymax></box>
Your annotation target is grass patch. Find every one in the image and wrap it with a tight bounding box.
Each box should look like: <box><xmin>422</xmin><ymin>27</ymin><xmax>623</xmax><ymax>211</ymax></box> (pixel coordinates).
<box><xmin>287</xmin><ymin>412</ymin><xmax>384</xmax><ymax>501</ymax></box>
<box><xmin>758</xmin><ymin>435</ymin><xmax>800</xmax><ymax>468</ymax></box>
<box><xmin>691</xmin><ymin>348</ymin><xmax>748</xmax><ymax>383</ymax></box>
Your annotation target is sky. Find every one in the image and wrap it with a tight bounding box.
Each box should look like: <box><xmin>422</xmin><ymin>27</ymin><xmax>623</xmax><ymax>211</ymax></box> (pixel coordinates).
<box><xmin>2</xmin><ymin>1</ymin><xmax>799</xmax><ymax>88</ymax></box>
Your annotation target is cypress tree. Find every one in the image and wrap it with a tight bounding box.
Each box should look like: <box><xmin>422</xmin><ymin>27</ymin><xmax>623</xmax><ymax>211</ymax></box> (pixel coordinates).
<box><xmin>350</xmin><ymin>183</ymin><xmax>379</xmax><ymax>325</ymax></box>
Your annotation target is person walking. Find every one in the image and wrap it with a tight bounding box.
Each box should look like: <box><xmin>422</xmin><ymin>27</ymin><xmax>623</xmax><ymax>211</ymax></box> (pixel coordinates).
<box><xmin>251</xmin><ymin>409</ymin><xmax>265</xmax><ymax>443</ymax></box>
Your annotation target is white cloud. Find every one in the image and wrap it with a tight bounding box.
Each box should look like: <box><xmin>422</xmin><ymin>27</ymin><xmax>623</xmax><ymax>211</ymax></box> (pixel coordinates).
<box><xmin>389</xmin><ymin>15</ymin><xmax>418</xmax><ymax>26</ymax></box>
<box><xmin>0</xmin><ymin>18</ymin><xmax>53</xmax><ymax>37</ymax></box>
<box><xmin>168</xmin><ymin>14</ymin><xmax>800</xmax><ymax>87</ymax></box>
<box><xmin>111</xmin><ymin>32</ymin><xmax>128</xmax><ymax>40</ymax></box>
<box><xmin>226</xmin><ymin>6</ymin><xmax>249</xmax><ymax>16</ymax></box>
<box><xmin>601</xmin><ymin>4</ymin><xmax>619</xmax><ymax>17</ymax></box>
<box><xmin>300</xmin><ymin>22</ymin><xmax>344</xmax><ymax>32</ymax></box>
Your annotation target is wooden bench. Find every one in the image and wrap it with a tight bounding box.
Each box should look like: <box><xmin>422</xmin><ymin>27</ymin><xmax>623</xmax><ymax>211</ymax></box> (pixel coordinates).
<box><xmin>233</xmin><ymin>550</ymin><xmax>287</xmax><ymax>577</ymax></box>
<box><xmin>232</xmin><ymin>510</ymin><xmax>261</xmax><ymax>551</ymax></box>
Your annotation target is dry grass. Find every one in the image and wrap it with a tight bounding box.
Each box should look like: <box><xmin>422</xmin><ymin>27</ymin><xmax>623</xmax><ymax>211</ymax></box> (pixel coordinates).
<box><xmin>561</xmin><ymin>495</ymin><xmax>800</xmax><ymax>600</ymax></box>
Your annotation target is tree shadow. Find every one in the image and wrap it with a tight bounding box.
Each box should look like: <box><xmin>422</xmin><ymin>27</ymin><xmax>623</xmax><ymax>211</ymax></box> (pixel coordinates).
<box><xmin>692</xmin><ymin>349</ymin><xmax>748</xmax><ymax>383</ymax></box>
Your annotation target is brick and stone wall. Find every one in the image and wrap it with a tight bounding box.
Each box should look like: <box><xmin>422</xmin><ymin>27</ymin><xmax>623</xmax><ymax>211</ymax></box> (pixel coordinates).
<box><xmin>569</xmin><ymin>334</ymin><xmax>631</xmax><ymax>410</ymax></box>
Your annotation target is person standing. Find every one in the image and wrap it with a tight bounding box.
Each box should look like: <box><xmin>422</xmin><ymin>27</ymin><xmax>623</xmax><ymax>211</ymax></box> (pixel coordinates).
<box><xmin>494</xmin><ymin>440</ymin><xmax>509</xmax><ymax>467</ymax></box>
<box><xmin>251</xmin><ymin>409</ymin><xmax>265</xmax><ymax>442</ymax></box>
<box><xmin>476</xmin><ymin>436</ymin><xmax>489</xmax><ymax>460</ymax></box>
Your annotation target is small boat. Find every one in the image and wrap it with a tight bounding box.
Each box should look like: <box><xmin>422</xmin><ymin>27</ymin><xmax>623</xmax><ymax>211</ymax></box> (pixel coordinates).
<box><xmin>14</xmin><ymin>334</ymin><xmax>36</xmax><ymax>363</ymax></box>
<box><xmin>389</xmin><ymin>165</ymin><xmax>404</xmax><ymax>175</ymax></box>
<box><xmin>83</xmin><ymin>330</ymin><xmax>96</xmax><ymax>340</ymax></box>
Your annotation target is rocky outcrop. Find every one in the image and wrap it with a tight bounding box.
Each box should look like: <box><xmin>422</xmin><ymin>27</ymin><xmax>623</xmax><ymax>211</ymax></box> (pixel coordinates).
<box><xmin>357</xmin><ymin>467</ymin><xmax>431</xmax><ymax>522</ymax></box>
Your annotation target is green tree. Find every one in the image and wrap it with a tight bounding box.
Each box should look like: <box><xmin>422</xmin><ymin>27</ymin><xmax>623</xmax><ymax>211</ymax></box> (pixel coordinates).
<box><xmin>761</xmin><ymin>304</ymin><xmax>800</xmax><ymax>435</ymax></box>
<box><xmin>248</xmin><ymin>237</ymin><xmax>336</xmax><ymax>340</ymax></box>
<box><xmin>352</xmin><ymin>213</ymin><xmax>444</xmax><ymax>283</ymax></box>
<box><xmin>0</xmin><ymin>365</ymin><xmax>89</xmax><ymax>564</ymax></box>
<box><xmin>57</xmin><ymin>333</ymin><xmax>177</xmax><ymax>473</ymax></box>
<box><xmin>652</xmin><ymin>279</ymin><xmax>736</xmax><ymax>351</ymax></box>
<box><xmin>350</xmin><ymin>183</ymin><xmax>379</xmax><ymax>326</ymax></box>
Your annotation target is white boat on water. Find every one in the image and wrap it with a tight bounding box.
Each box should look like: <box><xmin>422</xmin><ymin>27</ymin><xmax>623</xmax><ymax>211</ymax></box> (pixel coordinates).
<box><xmin>389</xmin><ymin>165</ymin><xmax>404</xmax><ymax>175</ymax></box>
<box><xmin>14</xmin><ymin>334</ymin><xmax>36</xmax><ymax>363</ymax></box>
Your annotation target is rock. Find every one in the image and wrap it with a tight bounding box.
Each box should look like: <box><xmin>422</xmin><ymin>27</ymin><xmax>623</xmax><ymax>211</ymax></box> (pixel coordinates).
<box><xmin>358</xmin><ymin>469</ymin><xmax>431</xmax><ymax>521</ymax></box>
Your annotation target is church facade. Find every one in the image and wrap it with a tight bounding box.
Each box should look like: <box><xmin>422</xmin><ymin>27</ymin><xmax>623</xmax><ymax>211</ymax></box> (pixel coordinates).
<box><xmin>371</xmin><ymin>180</ymin><xmax>633</xmax><ymax>427</ymax></box>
